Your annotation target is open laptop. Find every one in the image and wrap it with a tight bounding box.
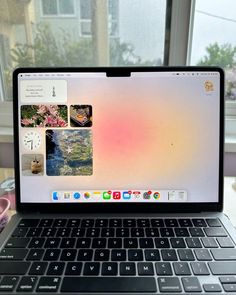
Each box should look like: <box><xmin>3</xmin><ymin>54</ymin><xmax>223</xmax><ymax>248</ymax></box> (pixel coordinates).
<box><xmin>0</xmin><ymin>66</ymin><xmax>236</xmax><ymax>294</ymax></box>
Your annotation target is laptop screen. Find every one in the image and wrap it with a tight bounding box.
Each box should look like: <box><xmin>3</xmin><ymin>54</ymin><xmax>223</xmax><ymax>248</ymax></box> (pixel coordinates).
<box><xmin>16</xmin><ymin>69</ymin><xmax>221</xmax><ymax>204</ymax></box>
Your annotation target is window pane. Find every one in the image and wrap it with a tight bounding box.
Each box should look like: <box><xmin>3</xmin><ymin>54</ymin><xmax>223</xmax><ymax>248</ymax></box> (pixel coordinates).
<box><xmin>42</xmin><ymin>0</ymin><xmax>57</xmax><ymax>15</ymax></box>
<box><xmin>0</xmin><ymin>0</ymin><xmax>167</xmax><ymax>101</ymax></box>
<box><xmin>190</xmin><ymin>0</ymin><xmax>236</xmax><ymax>101</ymax></box>
<box><xmin>59</xmin><ymin>0</ymin><xmax>75</xmax><ymax>15</ymax></box>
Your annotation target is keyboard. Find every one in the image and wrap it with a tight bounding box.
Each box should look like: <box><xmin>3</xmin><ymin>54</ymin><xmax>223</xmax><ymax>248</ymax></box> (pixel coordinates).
<box><xmin>0</xmin><ymin>217</ymin><xmax>236</xmax><ymax>293</ymax></box>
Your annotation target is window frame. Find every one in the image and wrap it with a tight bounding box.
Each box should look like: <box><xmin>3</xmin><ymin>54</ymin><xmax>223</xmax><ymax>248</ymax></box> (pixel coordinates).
<box><xmin>40</xmin><ymin>0</ymin><xmax>76</xmax><ymax>18</ymax></box>
<box><xmin>0</xmin><ymin>0</ymin><xmax>235</xmax><ymax>142</ymax></box>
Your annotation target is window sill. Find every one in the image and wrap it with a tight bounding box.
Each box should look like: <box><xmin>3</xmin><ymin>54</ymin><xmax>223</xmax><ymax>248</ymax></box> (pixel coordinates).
<box><xmin>0</xmin><ymin>127</ymin><xmax>13</xmax><ymax>143</ymax></box>
<box><xmin>225</xmin><ymin>135</ymin><xmax>236</xmax><ymax>153</ymax></box>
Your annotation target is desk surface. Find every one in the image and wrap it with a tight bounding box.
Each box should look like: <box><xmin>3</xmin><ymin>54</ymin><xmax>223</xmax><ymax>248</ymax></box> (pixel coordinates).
<box><xmin>1</xmin><ymin>168</ymin><xmax>236</xmax><ymax>225</ymax></box>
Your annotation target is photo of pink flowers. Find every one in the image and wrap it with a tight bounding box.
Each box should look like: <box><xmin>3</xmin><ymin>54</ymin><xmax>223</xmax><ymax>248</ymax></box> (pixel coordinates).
<box><xmin>21</xmin><ymin>105</ymin><xmax>68</xmax><ymax>128</ymax></box>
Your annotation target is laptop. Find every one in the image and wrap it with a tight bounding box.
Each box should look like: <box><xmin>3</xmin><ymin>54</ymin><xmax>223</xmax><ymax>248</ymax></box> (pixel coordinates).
<box><xmin>0</xmin><ymin>66</ymin><xmax>236</xmax><ymax>294</ymax></box>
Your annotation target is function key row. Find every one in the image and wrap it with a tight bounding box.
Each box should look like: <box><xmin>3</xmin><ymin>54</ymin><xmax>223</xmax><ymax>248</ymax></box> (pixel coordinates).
<box><xmin>17</xmin><ymin>218</ymin><xmax>222</xmax><ymax>228</ymax></box>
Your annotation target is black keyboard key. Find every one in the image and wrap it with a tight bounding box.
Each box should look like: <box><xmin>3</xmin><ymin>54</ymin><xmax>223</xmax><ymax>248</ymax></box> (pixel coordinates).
<box><xmin>191</xmin><ymin>262</ymin><xmax>210</xmax><ymax>275</ymax></box>
<box><xmin>189</xmin><ymin>228</ymin><xmax>205</xmax><ymax>237</ymax></box>
<box><xmin>11</xmin><ymin>227</ymin><xmax>28</xmax><ymax>238</ymax></box>
<box><xmin>83</xmin><ymin>262</ymin><xmax>100</xmax><ymax>275</ymax></box>
<box><xmin>71</xmin><ymin>228</ymin><xmax>85</xmax><ymax>237</ymax></box>
<box><xmin>160</xmin><ymin>227</ymin><xmax>174</xmax><ymax>237</ymax></box>
<box><xmin>108</xmin><ymin>238</ymin><xmax>122</xmax><ymax>248</ymax></box>
<box><xmin>0</xmin><ymin>276</ymin><xmax>19</xmax><ymax>292</ymax></box>
<box><xmin>140</xmin><ymin>238</ymin><xmax>154</xmax><ymax>248</ymax></box>
<box><xmin>53</xmin><ymin>218</ymin><xmax>67</xmax><ymax>227</ymax></box>
<box><xmin>61</xmin><ymin>277</ymin><xmax>156</xmax><ymax>292</ymax></box>
<box><xmin>18</xmin><ymin>219</ymin><xmax>39</xmax><ymax>227</ymax></box>
<box><xmin>209</xmin><ymin>262</ymin><xmax>236</xmax><ymax>275</ymax></box>
<box><xmin>138</xmin><ymin>262</ymin><xmax>154</xmax><ymax>275</ymax></box>
<box><xmin>203</xmin><ymin>283</ymin><xmax>222</xmax><ymax>292</ymax></box>
<box><xmin>123</xmin><ymin>219</ymin><xmax>136</xmax><ymax>227</ymax></box>
<box><xmin>151</xmin><ymin>219</ymin><xmax>164</xmax><ymax>227</ymax></box>
<box><xmin>94</xmin><ymin>249</ymin><xmax>110</xmax><ymax>261</ymax></box>
<box><xmin>67</xmin><ymin>219</ymin><xmax>80</xmax><ymax>227</ymax></box>
<box><xmin>26</xmin><ymin>249</ymin><xmax>44</xmax><ymax>261</ymax></box>
<box><xmin>179</xmin><ymin>219</ymin><xmax>193</xmax><ymax>227</ymax></box>
<box><xmin>101</xmin><ymin>262</ymin><xmax>118</xmax><ymax>275</ymax></box>
<box><xmin>76</xmin><ymin>238</ymin><xmax>91</xmax><ymax>248</ymax></box>
<box><xmin>44</xmin><ymin>238</ymin><xmax>61</xmax><ymax>248</ymax></box>
<box><xmin>109</xmin><ymin>219</ymin><xmax>122</xmax><ymax>227</ymax></box>
<box><xmin>155</xmin><ymin>262</ymin><xmax>172</xmax><ymax>275</ymax></box>
<box><xmin>145</xmin><ymin>228</ymin><xmax>159</xmax><ymax>237</ymax></box>
<box><xmin>91</xmin><ymin>238</ymin><xmax>106</xmax><ymax>248</ymax></box>
<box><xmin>38</xmin><ymin>219</ymin><xmax>53</xmax><ymax>227</ymax></box>
<box><xmin>182</xmin><ymin>277</ymin><xmax>202</xmax><ymax>292</ymax></box>
<box><xmin>124</xmin><ymin>238</ymin><xmax>138</xmax><ymax>248</ymax></box>
<box><xmin>211</xmin><ymin>249</ymin><xmax>236</xmax><ymax>260</ymax></box>
<box><xmin>178</xmin><ymin>249</ymin><xmax>195</xmax><ymax>261</ymax></box>
<box><xmin>65</xmin><ymin>262</ymin><xmax>82</xmax><ymax>275</ymax></box>
<box><xmin>145</xmin><ymin>250</ymin><xmax>160</xmax><ymax>261</ymax></box>
<box><xmin>95</xmin><ymin>219</ymin><xmax>108</xmax><ymax>227</ymax></box>
<box><xmin>43</xmin><ymin>249</ymin><xmax>61</xmax><ymax>261</ymax></box>
<box><xmin>201</xmin><ymin>237</ymin><xmax>218</xmax><ymax>248</ymax></box>
<box><xmin>41</xmin><ymin>228</ymin><xmax>56</xmax><ymax>237</ymax></box>
<box><xmin>101</xmin><ymin>228</ymin><xmax>115</xmax><ymax>237</ymax></box>
<box><xmin>77</xmin><ymin>249</ymin><xmax>93</xmax><ymax>261</ymax></box>
<box><xmin>155</xmin><ymin>238</ymin><xmax>170</xmax><ymax>248</ymax></box>
<box><xmin>56</xmin><ymin>228</ymin><xmax>71</xmax><ymax>237</ymax></box>
<box><xmin>5</xmin><ymin>237</ymin><xmax>30</xmax><ymax>248</ymax></box>
<box><xmin>111</xmin><ymin>250</ymin><xmax>126</xmax><ymax>261</ymax></box>
<box><xmin>27</xmin><ymin>228</ymin><xmax>42</xmax><ymax>237</ymax></box>
<box><xmin>204</xmin><ymin>227</ymin><xmax>227</xmax><ymax>237</ymax></box>
<box><xmin>0</xmin><ymin>248</ymin><xmax>28</xmax><ymax>260</ymax></box>
<box><xmin>186</xmin><ymin>238</ymin><xmax>202</xmax><ymax>248</ymax></box>
<box><xmin>192</xmin><ymin>218</ymin><xmax>207</xmax><ymax>227</ymax></box>
<box><xmin>175</xmin><ymin>227</ymin><xmax>189</xmax><ymax>237</ymax></box>
<box><xmin>116</xmin><ymin>228</ymin><xmax>129</xmax><ymax>237</ymax></box>
<box><xmin>28</xmin><ymin>238</ymin><xmax>45</xmax><ymax>248</ymax></box>
<box><xmin>86</xmin><ymin>228</ymin><xmax>100</xmax><ymax>237</ymax></box>
<box><xmin>81</xmin><ymin>219</ymin><xmax>94</xmax><ymax>227</ymax></box>
<box><xmin>161</xmin><ymin>249</ymin><xmax>178</xmax><ymax>261</ymax></box>
<box><xmin>17</xmin><ymin>276</ymin><xmax>38</xmax><ymax>292</ymax></box>
<box><xmin>47</xmin><ymin>262</ymin><xmax>65</xmax><ymax>275</ymax></box>
<box><xmin>137</xmin><ymin>219</ymin><xmax>150</xmax><ymax>227</ymax></box>
<box><xmin>158</xmin><ymin>277</ymin><xmax>182</xmax><ymax>292</ymax></box>
<box><xmin>120</xmin><ymin>262</ymin><xmax>136</xmax><ymax>275</ymax></box>
<box><xmin>173</xmin><ymin>262</ymin><xmax>191</xmax><ymax>275</ymax></box>
<box><xmin>60</xmin><ymin>238</ymin><xmax>75</xmax><ymax>248</ymax></box>
<box><xmin>170</xmin><ymin>238</ymin><xmax>186</xmax><ymax>248</ymax></box>
<box><xmin>131</xmin><ymin>228</ymin><xmax>144</xmax><ymax>237</ymax></box>
<box><xmin>194</xmin><ymin>249</ymin><xmax>212</xmax><ymax>261</ymax></box>
<box><xmin>165</xmin><ymin>218</ymin><xmax>178</xmax><ymax>227</ymax></box>
<box><xmin>128</xmin><ymin>249</ymin><xmax>143</xmax><ymax>261</ymax></box>
<box><xmin>36</xmin><ymin>276</ymin><xmax>60</xmax><ymax>292</ymax></box>
<box><xmin>217</xmin><ymin>237</ymin><xmax>234</xmax><ymax>248</ymax></box>
<box><xmin>0</xmin><ymin>262</ymin><xmax>30</xmax><ymax>275</ymax></box>
<box><xmin>206</xmin><ymin>218</ymin><xmax>221</xmax><ymax>227</ymax></box>
<box><xmin>60</xmin><ymin>249</ymin><xmax>77</xmax><ymax>261</ymax></box>
<box><xmin>29</xmin><ymin>262</ymin><xmax>47</xmax><ymax>275</ymax></box>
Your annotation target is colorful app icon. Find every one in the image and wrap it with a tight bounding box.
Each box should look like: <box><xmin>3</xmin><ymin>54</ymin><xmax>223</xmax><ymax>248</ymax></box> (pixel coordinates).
<box><xmin>64</xmin><ymin>192</ymin><xmax>71</xmax><ymax>199</ymax></box>
<box><xmin>73</xmin><ymin>192</ymin><xmax>80</xmax><ymax>200</ymax></box>
<box><xmin>153</xmin><ymin>192</ymin><xmax>160</xmax><ymax>200</ymax></box>
<box><xmin>93</xmin><ymin>191</ymin><xmax>101</xmax><ymax>199</ymax></box>
<box><xmin>113</xmin><ymin>191</ymin><xmax>121</xmax><ymax>200</ymax></box>
<box><xmin>133</xmin><ymin>191</ymin><xmax>141</xmax><ymax>198</ymax></box>
<box><xmin>103</xmin><ymin>191</ymin><xmax>111</xmax><ymax>200</ymax></box>
<box><xmin>143</xmin><ymin>191</ymin><xmax>152</xmax><ymax>199</ymax></box>
<box><xmin>123</xmin><ymin>191</ymin><xmax>132</xmax><ymax>200</ymax></box>
<box><xmin>84</xmin><ymin>192</ymin><xmax>91</xmax><ymax>199</ymax></box>
<box><xmin>52</xmin><ymin>191</ymin><xmax>59</xmax><ymax>201</ymax></box>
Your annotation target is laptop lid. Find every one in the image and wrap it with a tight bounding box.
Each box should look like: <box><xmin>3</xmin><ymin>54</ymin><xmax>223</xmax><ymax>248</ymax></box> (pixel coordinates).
<box><xmin>13</xmin><ymin>67</ymin><xmax>224</xmax><ymax>213</ymax></box>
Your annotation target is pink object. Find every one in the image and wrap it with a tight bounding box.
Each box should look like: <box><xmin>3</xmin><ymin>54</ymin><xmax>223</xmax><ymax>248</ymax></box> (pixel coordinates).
<box><xmin>0</xmin><ymin>197</ymin><xmax>10</xmax><ymax>219</ymax></box>
<box><xmin>1</xmin><ymin>193</ymin><xmax>16</xmax><ymax>210</ymax></box>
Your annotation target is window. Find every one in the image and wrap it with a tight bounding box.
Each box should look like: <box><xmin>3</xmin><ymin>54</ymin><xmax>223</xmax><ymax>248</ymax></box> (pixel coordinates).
<box><xmin>79</xmin><ymin>0</ymin><xmax>92</xmax><ymax>36</ymax></box>
<box><xmin>41</xmin><ymin>0</ymin><xmax>75</xmax><ymax>16</ymax></box>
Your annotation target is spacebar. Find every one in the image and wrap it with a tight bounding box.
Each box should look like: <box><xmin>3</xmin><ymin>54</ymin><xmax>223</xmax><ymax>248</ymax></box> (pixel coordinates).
<box><xmin>61</xmin><ymin>277</ymin><xmax>157</xmax><ymax>292</ymax></box>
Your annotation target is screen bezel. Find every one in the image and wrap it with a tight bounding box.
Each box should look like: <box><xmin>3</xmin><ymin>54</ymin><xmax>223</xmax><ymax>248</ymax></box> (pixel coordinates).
<box><xmin>13</xmin><ymin>66</ymin><xmax>224</xmax><ymax>213</ymax></box>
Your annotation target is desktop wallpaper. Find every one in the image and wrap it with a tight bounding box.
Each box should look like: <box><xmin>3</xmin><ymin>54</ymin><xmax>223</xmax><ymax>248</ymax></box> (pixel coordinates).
<box><xmin>18</xmin><ymin>72</ymin><xmax>220</xmax><ymax>203</ymax></box>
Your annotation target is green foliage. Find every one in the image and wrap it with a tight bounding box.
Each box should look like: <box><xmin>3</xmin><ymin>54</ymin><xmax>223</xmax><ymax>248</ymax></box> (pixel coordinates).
<box><xmin>197</xmin><ymin>43</ymin><xmax>236</xmax><ymax>68</ymax></box>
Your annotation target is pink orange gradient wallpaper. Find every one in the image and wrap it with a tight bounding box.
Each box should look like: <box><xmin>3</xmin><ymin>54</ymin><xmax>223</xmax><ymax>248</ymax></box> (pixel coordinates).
<box><xmin>18</xmin><ymin>72</ymin><xmax>220</xmax><ymax>203</ymax></box>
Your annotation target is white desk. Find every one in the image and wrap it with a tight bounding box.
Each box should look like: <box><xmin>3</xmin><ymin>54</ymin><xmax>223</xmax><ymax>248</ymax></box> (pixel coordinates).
<box><xmin>224</xmin><ymin>177</ymin><xmax>236</xmax><ymax>226</ymax></box>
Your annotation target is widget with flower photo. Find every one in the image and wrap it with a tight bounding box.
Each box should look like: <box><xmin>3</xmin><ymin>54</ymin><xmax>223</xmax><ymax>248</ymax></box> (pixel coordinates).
<box><xmin>46</xmin><ymin>129</ymin><xmax>93</xmax><ymax>176</ymax></box>
<box><xmin>70</xmin><ymin>105</ymin><xmax>92</xmax><ymax>127</ymax></box>
<box><xmin>21</xmin><ymin>105</ymin><xmax>68</xmax><ymax>128</ymax></box>
<box><xmin>22</xmin><ymin>154</ymin><xmax>44</xmax><ymax>176</ymax></box>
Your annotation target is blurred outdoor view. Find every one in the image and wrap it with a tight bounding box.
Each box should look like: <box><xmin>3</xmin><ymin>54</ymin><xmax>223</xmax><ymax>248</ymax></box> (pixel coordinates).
<box><xmin>0</xmin><ymin>0</ymin><xmax>235</xmax><ymax>102</ymax></box>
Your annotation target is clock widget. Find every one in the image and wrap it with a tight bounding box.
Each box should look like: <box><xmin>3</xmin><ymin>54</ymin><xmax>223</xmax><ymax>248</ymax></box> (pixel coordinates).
<box><xmin>22</xmin><ymin>131</ymin><xmax>42</xmax><ymax>151</ymax></box>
